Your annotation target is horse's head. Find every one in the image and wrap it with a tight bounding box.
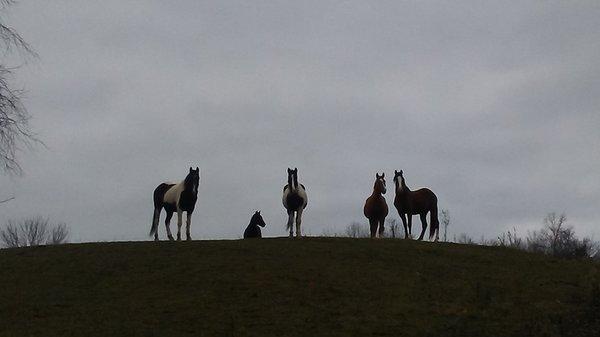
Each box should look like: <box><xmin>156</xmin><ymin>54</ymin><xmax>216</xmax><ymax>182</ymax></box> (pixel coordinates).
<box><xmin>185</xmin><ymin>167</ymin><xmax>200</xmax><ymax>193</ymax></box>
<box><xmin>394</xmin><ymin>170</ymin><xmax>404</xmax><ymax>188</ymax></box>
<box><xmin>394</xmin><ymin>170</ymin><xmax>408</xmax><ymax>191</ymax></box>
<box><xmin>375</xmin><ymin>172</ymin><xmax>386</xmax><ymax>194</ymax></box>
<box><xmin>287</xmin><ymin>167</ymin><xmax>299</xmax><ymax>190</ymax></box>
<box><xmin>251</xmin><ymin>211</ymin><xmax>267</xmax><ymax>228</ymax></box>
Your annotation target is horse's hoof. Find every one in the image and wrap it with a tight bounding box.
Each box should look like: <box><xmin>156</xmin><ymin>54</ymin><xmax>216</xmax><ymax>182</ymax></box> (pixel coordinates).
<box><xmin>168</xmin><ymin>236</ymin><xmax>174</xmax><ymax>241</ymax></box>
<box><xmin>186</xmin><ymin>237</ymin><xmax>191</xmax><ymax>241</ymax></box>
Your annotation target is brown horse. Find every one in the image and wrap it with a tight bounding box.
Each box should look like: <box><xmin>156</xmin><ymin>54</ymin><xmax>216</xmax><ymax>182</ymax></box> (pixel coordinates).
<box><xmin>393</xmin><ymin>170</ymin><xmax>439</xmax><ymax>241</ymax></box>
<box><xmin>363</xmin><ymin>173</ymin><xmax>389</xmax><ymax>238</ymax></box>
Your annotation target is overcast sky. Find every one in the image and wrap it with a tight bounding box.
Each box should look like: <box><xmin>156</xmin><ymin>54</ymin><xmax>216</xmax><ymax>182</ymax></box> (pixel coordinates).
<box><xmin>0</xmin><ymin>1</ymin><xmax>598</xmax><ymax>242</ymax></box>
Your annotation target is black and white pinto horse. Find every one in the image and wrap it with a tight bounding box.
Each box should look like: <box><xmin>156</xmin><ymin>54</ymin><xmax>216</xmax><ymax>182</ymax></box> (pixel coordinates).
<box><xmin>282</xmin><ymin>168</ymin><xmax>308</xmax><ymax>238</ymax></box>
<box><xmin>243</xmin><ymin>211</ymin><xmax>267</xmax><ymax>239</ymax></box>
<box><xmin>150</xmin><ymin>167</ymin><xmax>200</xmax><ymax>241</ymax></box>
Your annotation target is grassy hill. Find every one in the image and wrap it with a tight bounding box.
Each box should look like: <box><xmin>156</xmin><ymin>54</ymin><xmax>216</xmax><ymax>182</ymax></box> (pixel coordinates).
<box><xmin>0</xmin><ymin>237</ymin><xmax>599</xmax><ymax>337</ymax></box>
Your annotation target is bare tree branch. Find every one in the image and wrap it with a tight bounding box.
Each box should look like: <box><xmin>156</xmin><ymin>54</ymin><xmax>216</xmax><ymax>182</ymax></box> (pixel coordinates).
<box><xmin>441</xmin><ymin>209</ymin><xmax>450</xmax><ymax>242</ymax></box>
<box><xmin>0</xmin><ymin>1</ymin><xmax>39</xmax><ymax>175</ymax></box>
<box><xmin>48</xmin><ymin>223</ymin><xmax>69</xmax><ymax>245</ymax></box>
<box><xmin>0</xmin><ymin>217</ymin><xmax>69</xmax><ymax>248</ymax></box>
<box><xmin>23</xmin><ymin>216</ymin><xmax>48</xmax><ymax>246</ymax></box>
<box><xmin>0</xmin><ymin>220</ymin><xmax>19</xmax><ymax>247</ymax></box>
<box><xmin>344</xmin><ymin>222</ymin><xmax>369</xmax><ymax>238</ymax></box>
<box><xmin>0</xmin><ymin>195</ymin><xmax>13</xmax><ymax>203</ymax></box>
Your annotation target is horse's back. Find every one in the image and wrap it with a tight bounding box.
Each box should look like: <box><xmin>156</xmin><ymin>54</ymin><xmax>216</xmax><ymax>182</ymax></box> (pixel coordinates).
<box><xmin>414</xmin><ymin>188</ymin><xmax>437</xmax><ymax>204</ymax></box>
<box><xmin>398</xmin><ymin>188</ymin><xmax>437</xmax><ymax>214</ymax></box>
<box><xmin>153</xmin><ymin>183</ymin><xmax>176</xmax><ymax>207</ymax></box>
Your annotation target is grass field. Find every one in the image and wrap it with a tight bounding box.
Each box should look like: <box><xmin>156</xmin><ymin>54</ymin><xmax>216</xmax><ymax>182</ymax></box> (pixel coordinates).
<box><xmin>0</xmin><ymin>237</ymin><xmax>599</xmax><ymax>337</ymax></box>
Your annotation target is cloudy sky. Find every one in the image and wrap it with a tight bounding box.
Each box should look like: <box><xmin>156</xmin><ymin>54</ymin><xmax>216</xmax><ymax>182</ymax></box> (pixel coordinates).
<box><xmin>0</xmin><ymin>1</ymin><xmax>598</xmax><ymax>242</ymax></box>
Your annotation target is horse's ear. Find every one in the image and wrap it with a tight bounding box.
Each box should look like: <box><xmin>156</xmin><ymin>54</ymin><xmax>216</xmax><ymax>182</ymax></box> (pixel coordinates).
<box><xmin>381</xmin><ymin>172</ymin><xmax>385</xmax><ymax>178</ymax></box>
<box><xmin>294</xmin><ymin>167</ymin><xmax>298</xmax><ymax>173</ymax></box>
<box><xmin>395</xmin><ymin>170</ymin><xmax>398</xmax><ymax>175</ymax></box>
<box><xmin>287</xmin><ymin>168</ymin><xmax>292</xmax><ymax>174</ymax></box>
<box><xmin>258</xmin><ymin>210</ymin><xmax>261</xmax><ymax>214</ymax></box>
<box><xmin>195</xmin><ymin>167</ymin><xmax>199</xmax><ymax>172</ymax></box>
<box><xmin>189</xmin><ymin>167</ymin><xmax>193</xmax><ymax>172</ymax></box>
<box><xmin>400</xmin><ymin>170</ymin><xmax>403</xmax><ymax>176</ymax></box>
<box><xmin>376</xmin><ymin>173</ymin><xmax>380</xmax><ymax>179</ymax></box>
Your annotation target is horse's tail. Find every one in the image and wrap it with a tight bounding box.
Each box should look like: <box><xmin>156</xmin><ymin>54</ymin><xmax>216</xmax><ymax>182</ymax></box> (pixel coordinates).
<box><xmin>150</xmin><ymin>208</ymin><xmax>160</xmax><ymax>236</ymax></box>
<box><xmin>430</xmin><ymin>200</ymin><xmax>440</xmax><ymax>241</ymax></box>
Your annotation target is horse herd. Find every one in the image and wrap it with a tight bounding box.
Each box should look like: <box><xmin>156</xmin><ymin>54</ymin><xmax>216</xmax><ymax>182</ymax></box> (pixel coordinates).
<box><xmin>149</xmin><ymin>167</ymin><xmax>439</xmax><ymax>241</ymax></box>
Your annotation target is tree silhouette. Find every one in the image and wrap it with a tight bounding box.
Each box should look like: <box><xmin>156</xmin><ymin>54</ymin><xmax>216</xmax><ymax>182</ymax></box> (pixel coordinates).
<box><xmin>0</xmin><ymin>0</ymin><xmax>38</xmax><ymax>175</ymax></box>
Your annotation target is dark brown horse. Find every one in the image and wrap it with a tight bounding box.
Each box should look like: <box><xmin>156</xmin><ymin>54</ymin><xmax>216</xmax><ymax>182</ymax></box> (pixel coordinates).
<box><xmin>363</xmin><ymin>173</ymin><xmax>389</xmax><ymax>238</ymax></box>
<box><xmin>393</xmin><ymin>170</ymin><xmax>439</xmax><ymax>241</ymax></box>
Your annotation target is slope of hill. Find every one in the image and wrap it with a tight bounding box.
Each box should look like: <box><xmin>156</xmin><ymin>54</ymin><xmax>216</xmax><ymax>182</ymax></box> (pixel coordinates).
<box><xmin>0</xmin><ymin>237</ymin><xmax>598</xmax><ymax>336</ymax></box>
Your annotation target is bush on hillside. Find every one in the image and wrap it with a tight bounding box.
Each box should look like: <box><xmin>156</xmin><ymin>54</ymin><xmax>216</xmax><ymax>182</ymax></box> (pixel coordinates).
<box><xmin>0</xmin><ymin>217</ymin><xmax>69</xmax><ymax>248</ymax></box>
<box><xmin>344</xmin><ymin>222</ymin><xmax>370</xmax><ymax>238</ymax></box>
<box><xmin>525</xmin><ymin>213</ymin><xmax>597</xmax><ymax>259</ymax></box>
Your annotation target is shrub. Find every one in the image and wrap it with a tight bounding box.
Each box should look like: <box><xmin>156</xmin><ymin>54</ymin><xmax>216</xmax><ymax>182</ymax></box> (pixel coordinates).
<box><xmin>0</xmin><ymin>217</ymin><xmax>69</xmax><ymax>248</ymax></box>
<box><xmin>344</xmin><ymin>222</ymin><xmax>370</xmax><ymax>238</ymax></box>
<box><xmin>525</xmin><ymin>213</ymin><xmax>596</xmax><ymax>259</ymax></box>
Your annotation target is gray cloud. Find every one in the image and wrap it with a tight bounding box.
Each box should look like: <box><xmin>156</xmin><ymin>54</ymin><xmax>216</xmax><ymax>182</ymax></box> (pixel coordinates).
<box><xmin>0</xmin><ymin>1</ymin><xmax>598</xmax><ymax>242</ymax></box>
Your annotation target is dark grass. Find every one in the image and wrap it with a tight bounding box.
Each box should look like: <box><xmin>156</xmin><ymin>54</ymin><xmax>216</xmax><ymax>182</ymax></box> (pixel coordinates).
<box><xmin>0</xmin><ymin>237</ymin><xmax>599</xmax><ymax>337</ymax></box>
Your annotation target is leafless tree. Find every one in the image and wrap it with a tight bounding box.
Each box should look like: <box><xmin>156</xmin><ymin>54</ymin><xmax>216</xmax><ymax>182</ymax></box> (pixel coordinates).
<box><xmin>49</xmin><ymin>223</ymin><xmax>69</xmax><ymax>245</ymax></box>
<box><xmin>344</xmin><ymin>222</ymin><xmax>370</xmax><ymax>238</ymax></box>
<box><xmin>0</xmin><ymin>217</ymin><xmax>69</xmax><ymax>248</ymax></box>
<box><xmin>22</xmin><ymin>216</ymin><xmax>48</xmax><ymax>246</ymax></box>
<box><xmin>524</xmin><ymin>212</ymin><xmax>596</xmax><ymax>258</ymax></box>
<box><xmin>387</xmin><ymin>218</ymin><xmax>401</xmax><ymax>238</ymax></box>
<box><xmin>0</xmin><ymin>221</ymin><xmax>19</xmax><ymax>247</ymax></box>
<box><xmin>497</xmin><ymin>227</ymin><xmax>524</xmax><ymax>249</ymax></box>
<box><xmin>440</xmin><ymin>209</ymin><xmax>450</xmax><ymax>242</ymax></box>
<box><xmin>455</xmin><ymin>233</ymin><xmax>475</xmax><ymax>245</ymax></box>
<box><xmin>0</xmin><ymin>0</ymin><xmax>38</xmax><ymax>175</ymax></box>
<box><xmin>545</xmin><ymin>212</ymin><xmax>567</xmax><ymax>253</ymax></box>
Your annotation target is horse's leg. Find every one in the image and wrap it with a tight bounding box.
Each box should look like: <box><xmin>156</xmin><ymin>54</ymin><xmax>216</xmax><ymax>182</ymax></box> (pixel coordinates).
<box><xmin>378</xmin><ymin>216</ymin><xmax>386</xmax><ymax>238</ymax></box>
<box><xmin>185</xmin><ymin>212</ymin><xmax>192</xmax><ymax>241</ymax></box>
<box><xmin>287</xmin><ymin>210</ymin><xmax>294</xmax><ymax>238</ymax></box>
<box><xmin>176</xmin><ymin>210</ymin><xmax>183</xmax><ymax>241</ymax></box>
<box><xmin>407</xmin><ymin>214</ymin><xmax>413</xmax><ymax>238</ymax></box>
<box><xmin>369</xmin><ymin>218</ymin><xmax>377</xmax><ymax>238</ymax></box>
<box><xmin>417</xmin><ymin>213</ymin><xmax>428</xmax><ymax>241</ymax></box>
<box><xmin>165</xmin><ymin>211</ymin><xmax>174</xmax><ymax>241</ymax></box>
<box><xmin>295</xmin><ymin>208</ymin><xmax>303</xmax><ymax>238</ymax></box>
<box><xmin>400</xmin><ymin>213</ymin><xmax>409</xmax><ymax>239</ymax></box>
<box><xmin>153</xmin><ymin>207</ymin><xmax>161</xmax><ymax>241</ymax></box>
